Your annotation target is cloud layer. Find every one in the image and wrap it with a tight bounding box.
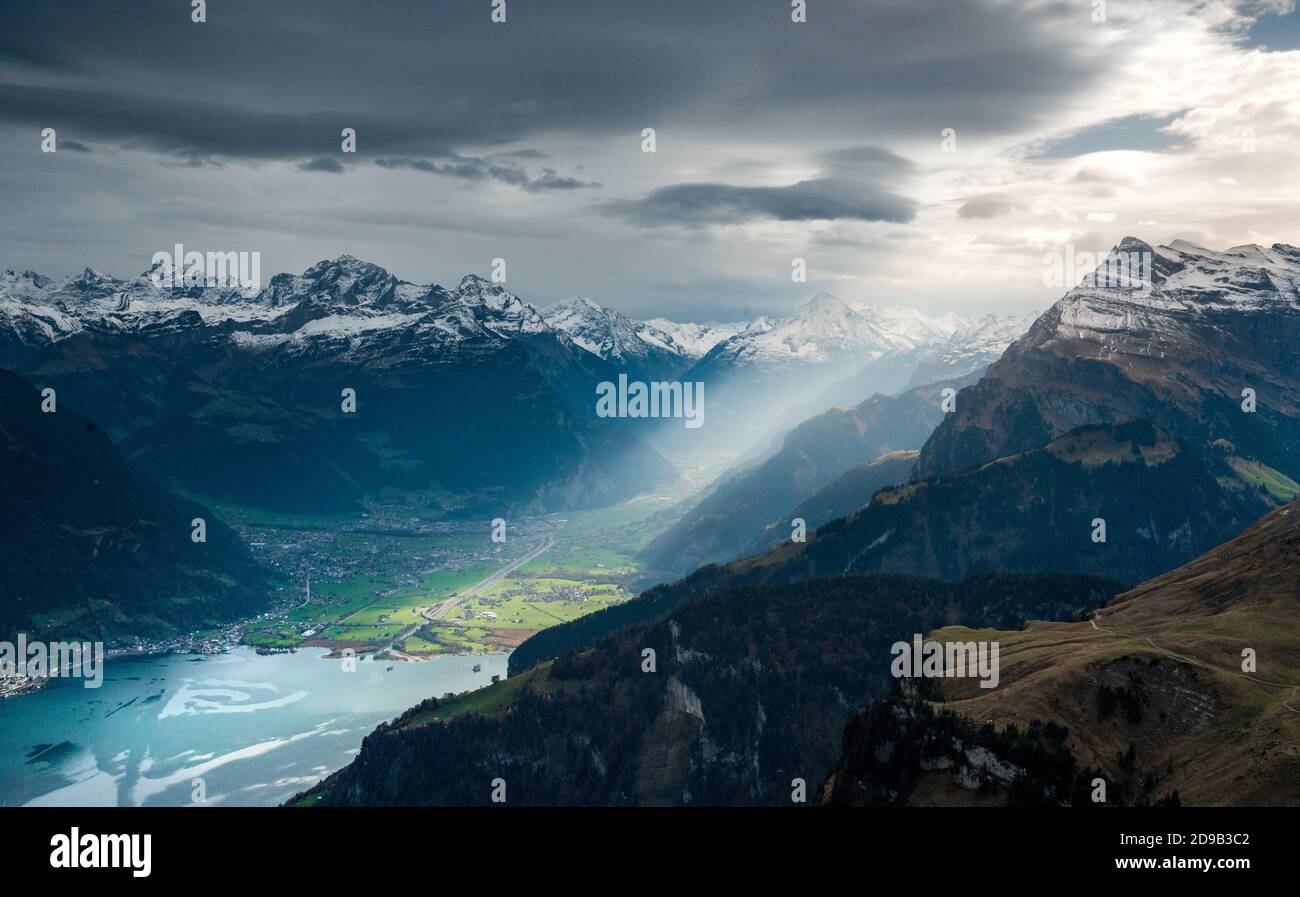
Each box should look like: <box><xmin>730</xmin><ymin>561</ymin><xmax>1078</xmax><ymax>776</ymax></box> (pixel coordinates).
<box><xmin>0</xmin><ymin>0</ymin><xmax>1297</xmax><ymax>319</ymax></box>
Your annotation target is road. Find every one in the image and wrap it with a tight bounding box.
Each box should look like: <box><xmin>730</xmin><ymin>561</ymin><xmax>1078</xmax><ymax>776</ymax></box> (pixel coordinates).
<box><xmin>420</xmin><ymin>538</ymin><xmax>555</xmax><ymax>624</ymax></box>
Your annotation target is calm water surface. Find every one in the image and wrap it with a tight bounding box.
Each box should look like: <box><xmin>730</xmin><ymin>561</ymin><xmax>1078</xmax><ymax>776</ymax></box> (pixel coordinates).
<box><xmin>0</xmin><ymin>647</ymin><xmax>506</xmax><ymax>807</ymax></box>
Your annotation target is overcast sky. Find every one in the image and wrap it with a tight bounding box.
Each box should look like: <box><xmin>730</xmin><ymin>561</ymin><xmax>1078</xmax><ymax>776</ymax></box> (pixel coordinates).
<box><xmin>1</xmin><ymin>0</ymin><xmax>1298</xmax><ymax>320</ymax></box>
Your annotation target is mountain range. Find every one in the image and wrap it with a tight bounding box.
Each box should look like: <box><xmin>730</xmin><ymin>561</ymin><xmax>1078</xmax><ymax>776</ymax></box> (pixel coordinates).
<box><xmin>0</xmin><ymin>253</ymin><xmax>1037</xmax><ymax>646</ymax></box>
<box><xmin>11</xmin><ymin>235</ymin><xmax>1298</xmax><ymax>807</ymax></box>
<box><xmin>1</xmin><ymin>257</ymin><xmax>683</xmax><ymax>514</ymax></box>
<box><xmin>688</xmin><ymin>239</ymin><xmax>1300</xmax><ymax>588</ymax></box>
<box><xmin>538</xmin><ymin>290</ymin><xmax>1032</xmax><ymax>451</ymax></box>
<box><xmin>540</xmin><ymin>296</ymin><xmax>744</xmax><ymax>381</ymax></box>
<box><xmin>651</xmin><ymin>293</ymin><xmax>1033</xmax><ymax>454</ymax></box>
<box><xmin>499</xmin><ymin>238</ymin><xmax>1300</xmax><ymax>674</ymax></box>
<box><xmin>0</xmin><ymin>255</ymin><xmax>1034</xmax><ymax>515</ymax></box>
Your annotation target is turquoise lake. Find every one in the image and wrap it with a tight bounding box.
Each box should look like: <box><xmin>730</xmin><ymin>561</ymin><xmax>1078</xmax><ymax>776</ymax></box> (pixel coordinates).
<box><xmin>0</xmin><ymin>647</ymin><xmax>507</xmax><ymax>807</ymax></box>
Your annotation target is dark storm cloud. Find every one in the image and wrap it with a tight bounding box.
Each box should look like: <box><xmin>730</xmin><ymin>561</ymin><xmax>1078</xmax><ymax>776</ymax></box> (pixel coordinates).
<box><xmin>375</xmin><ymin>156</ymin><xmax>600</xmax><ymax>191</ymax></box>
<box><xmin>0</xmin><ymin>0</ymin><xmax>1118</xmax><ymax>309</ymax></box>
<box><xmin>0</xmin><ymin>0</ymin><xmax>1098</xmax><ymax>164</ymax></box>
<box><xmin>0</xmin><ymin>82</ymin><xmax>503</xmax><ymax>161</ymax></box>
<box><xmin>522</xmin><ymin>170</ymin><xmax>599</xmax><ymax>192</ymax></box>
<box><xmin>601</xmin><ymin>178</ymin><xmax>917</xmax><ymax>227</ymax></box>
<box><xmin>162</xmin><ymin>150</ymin><xmax>223</xmax><ymax>169</ymax></box>
<box><xmin>602</xmin><ymin>145</ymin><xmax>916</xmax><ymax>227</ymax></box>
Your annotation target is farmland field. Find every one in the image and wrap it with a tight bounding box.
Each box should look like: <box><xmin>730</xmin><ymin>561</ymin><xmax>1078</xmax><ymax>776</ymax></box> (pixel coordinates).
<box><xmin>236</xmin><ymin>494</ymin><xmax>675</xmax><ymax>658</ymax></box>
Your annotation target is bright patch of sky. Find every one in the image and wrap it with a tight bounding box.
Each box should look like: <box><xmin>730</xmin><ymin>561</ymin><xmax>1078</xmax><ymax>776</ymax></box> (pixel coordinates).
<box><xmin>1240</xmin><ymin>2</ymin><xmax>1300</xmax><ymax>49</ymax></box>
<box><xmin>1025</xmin><ymin>114</ymin><xmax>1186</xmax><ymax>160</ymax></box>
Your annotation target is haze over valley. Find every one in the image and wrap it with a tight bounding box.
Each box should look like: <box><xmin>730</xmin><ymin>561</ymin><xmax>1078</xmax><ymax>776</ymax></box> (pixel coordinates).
<box><xmin>2</xmin><ymin>0</ymin><xmax>1299</xmax><ymax>825</ymax></box>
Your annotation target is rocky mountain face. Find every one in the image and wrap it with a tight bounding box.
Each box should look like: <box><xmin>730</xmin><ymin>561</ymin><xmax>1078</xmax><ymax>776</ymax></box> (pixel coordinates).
<box><xmin>542</xmin><ymin>296</ymin><xmax>741</xmax><ymax>381</ymax></box>
<box><xmin>299</xmin><ymin>572</ymin><xmax>1119</xmax><ymax>807</ymax></box>
<box><xmin>817</xmin><ymin>695</ymin><xmax>1171</xmax><ymax>807</ymax></box>
<box><xmin>916</xmin><ymin>238</ymin><xmax>1300</xmax><ymax>482</ymax></box>
<box><xmin>0</xmin><ymin>368</ymin><xmax>270</xmax><ymax>641</ymax></box>
<box><xmin>745</xmin><ymin>421</ymin><xmax>1295</xmax><ymax>587</ymax></box>
<box><xmin>0</xmin><ymin>257</ymin><xmax>678</xmax><ymax>514</ymax></box>
<box><xmin>513</xmin><ymin>239</ymin><xmax>1300</xmax><ymax>674</ymax></box>
<box><xmin>699</xmin><ymin>239</ymin><xmax>1300</xmax><ymax>589</ymax></box>
<box><xmin>640</xmin><ymin>373</ymin><xmax>978</xmax><ymax>578</ymax></box>
<box><xmin>822</xmin><ymin>500</ymin><xmax>1300</xmax><ymax>807</ymax></box>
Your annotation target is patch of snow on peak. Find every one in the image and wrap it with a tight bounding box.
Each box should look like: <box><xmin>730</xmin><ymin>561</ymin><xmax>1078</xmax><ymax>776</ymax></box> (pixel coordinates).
<box><xmin>1044</xmin><ymin>237</ymin><xmax>1300</xmax><ymax>348</ymax></box>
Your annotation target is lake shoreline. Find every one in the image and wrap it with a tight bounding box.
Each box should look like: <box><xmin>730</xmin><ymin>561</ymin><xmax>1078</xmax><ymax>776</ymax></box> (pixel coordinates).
<box><xmin>0</xmin><ymin>645</ymin><xmax>509</xmax><ymax>807</ymax></box>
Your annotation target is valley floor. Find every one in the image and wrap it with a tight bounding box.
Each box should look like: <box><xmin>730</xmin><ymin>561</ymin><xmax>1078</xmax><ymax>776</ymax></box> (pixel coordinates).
<box><xmin>230</xmin><ymin>493</ymin><xmax>679</xmax><ymax>660</ymax></box>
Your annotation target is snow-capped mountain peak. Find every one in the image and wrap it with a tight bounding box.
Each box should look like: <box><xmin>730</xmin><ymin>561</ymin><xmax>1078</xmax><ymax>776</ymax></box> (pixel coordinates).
<box><xmin>297</xmin><ymin>255</ymin><xmax>402</xmax><ymax>308</ymax></box>
<box><xmin>542</xmin><ymin>296</ymin><xmax>640</xmax><ymax>358</ymax></box>
<box><xmin>934</xmin><ymin>311</ymin><xmax>1034</xmax><ymax>365</ymax></box>
<box><xmin>640</xmin><ymin>317</ymin><xmax>746</xmax><ymax>358</ymax></box>
<box><xmin>798</xmin><ymin>291</ymin><xmax>849</xmax><ymax>313</ymax></box>
<box><xmin>304</xmin><ymin>253</ymin><xmax>391</xmax><ymax>282</ymax></box>
<box><xmin>694</xmin><ymin>291</ymin><xmax>974</xmax><ymax>376</ymax></box>
<box><xmin>869</xmin><ymin>305</ymin><xmax>972</xmax><ymax>344</ymax></box>
<box><xmin>0</xmin><ymin>269</ymin><xmax>51</xmax><ymax>299</ymax></box>
<box><xmin>1046</xmin><ymin>237</ymin><xmax>1300</xmax><ymax>350</ymax></box>
<box><xmin>541</xmin><ymin>295</ymin><xmax>747</xmax><ymax>378</ymax></box>
<box><xmin>451</xmin><ymin>275</ymin><xmax>549</xmax><ymax>335</ymax></box>
<box><xmin>53</xmin><ymin>267</ymin><xmax>120</xmax><ymax>302</ymax></box>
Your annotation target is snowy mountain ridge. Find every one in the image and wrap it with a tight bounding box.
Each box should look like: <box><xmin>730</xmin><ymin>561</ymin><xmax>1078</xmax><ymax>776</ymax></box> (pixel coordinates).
<box><xmin>10</xmin><ymin>238</ymin><xmax>1285</xmax><ymax>381</ymax></box>
<box><xmin>1053</xmin><ymin>237</ymin><xmax>1300</xmax><ymax>331</ymax></box>
<box><xmin>690</xmin><ymin>291</ymin><xmax>996</xmax><ymax>378</ymax></box>
<box><xmin>0</xmin><ymin>255</ymin><xmax>999</xmax><ymax>379</ymax></box>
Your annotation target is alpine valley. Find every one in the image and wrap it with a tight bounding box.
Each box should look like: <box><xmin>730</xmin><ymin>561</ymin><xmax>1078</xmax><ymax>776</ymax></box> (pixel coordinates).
<box><xmin>7</xmin><ymin>0</ymin><xmax>1300</xmax><ymax>839</ymax></box>
<box><xmin>4</xmin><ymin>239</ymin><xmax>1299</xmax><ymax>810</ymax></box>
<box><xmin>0</xmin><ymin>255</ymin><xmax>1022</xmax><ymax>645</ymax></box>
<box><xmin>294</xmin><ymin>239</ymin><xmax>1300</xmax><ymax>807</ymax></box>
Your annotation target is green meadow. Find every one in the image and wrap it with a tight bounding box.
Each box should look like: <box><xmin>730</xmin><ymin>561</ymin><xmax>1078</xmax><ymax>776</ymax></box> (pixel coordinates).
<box><xmin>239</xmin><ymin>495</ymin><xmax>662</xmax><ymax>656</ymax></box>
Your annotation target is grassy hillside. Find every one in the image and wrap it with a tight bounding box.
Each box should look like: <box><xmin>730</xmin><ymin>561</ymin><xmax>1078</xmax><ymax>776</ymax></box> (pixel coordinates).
<box><xmin>822</xmin><ymin>501</ymin><xmax>1300</xmax><ymax>806</ymax></box>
